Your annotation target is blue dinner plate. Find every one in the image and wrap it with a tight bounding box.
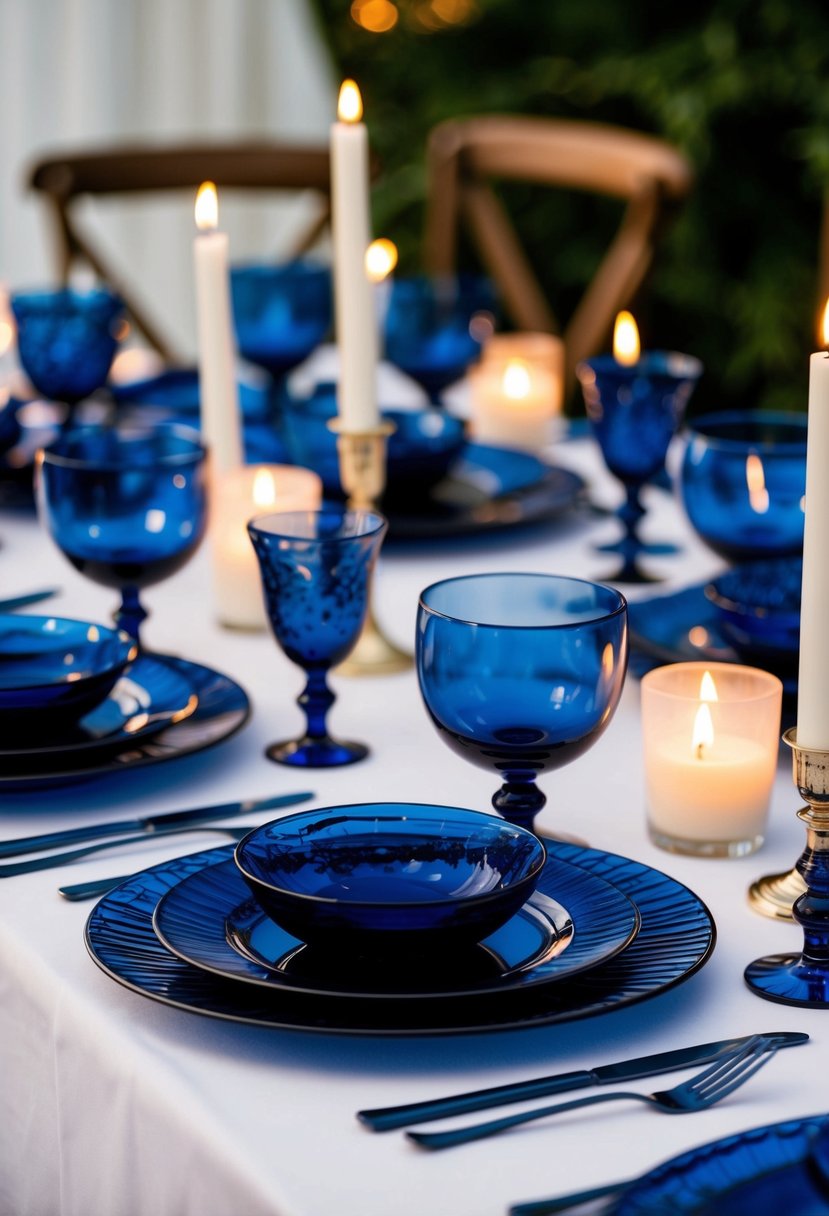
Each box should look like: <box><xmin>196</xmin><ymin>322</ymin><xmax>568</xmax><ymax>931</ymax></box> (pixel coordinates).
<box><xmin>151</xmin><ymin>852</ymin><xmax>640</xmax><ymax>1000</ymax></box>
<box><xmin>0</xmin><ymin>655</ymin><xmax>250</xmax><ymax>788</ymax></box>
<box><xmin>84</xmin><ymin>840</ymin><xmax>715</xmax><ymax>1036</ymax></box>
<box><xmin>109</xmin><ymin>368</ymin><xmax>271</xmax><ymax>422</ymax></box>
<box><xmin>612</xmin><ymin>1114</ymin><xmax>829</xmax><ymax>1215</ymax></box>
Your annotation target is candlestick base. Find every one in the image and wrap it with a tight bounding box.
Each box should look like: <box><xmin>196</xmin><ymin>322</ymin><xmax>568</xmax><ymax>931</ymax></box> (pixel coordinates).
<box><xmin>329</xmin><ymin>420</ymin><xmax>413</xmax><ymax>678</ymax></box>
<box><xmin>747</xmin><ymin>866</ymin><xmax>805</xmax><ymax>921</ymax></box>
<box><xmin>745</xmin><ymin>728</ymin><xmax>829</xmax><ymax>1006</ymax></box>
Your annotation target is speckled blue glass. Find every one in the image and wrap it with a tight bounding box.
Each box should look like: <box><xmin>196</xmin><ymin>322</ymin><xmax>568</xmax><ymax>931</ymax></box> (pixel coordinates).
<box><xmin>680</xmin><ymin>411</ymin><xmax>807</xmax><ymax>561</ymax></box>
<box><xmin>384</xmin><ymin>275</ymin><xmax>496</xmax><ymax>404</ymax></box>
<box><xmin>248</xmin><ymin>508</ymin><xmax>386</xmax><ymax>767</ymax></box>
<box><xmin>37</xmin><ymin>423</ymin><xmax>207</xmax><ymax>645</ymax></box>
<box><xmin>230</xmin><ymin>261</ymin><xmax>332</xmax><ymax>380</ymax></box>
<box><xmin>11</xmin><ymin>288</ymin><xmax>123</xmax><ymax>405</ymax></box>
<box><xmin>577</xmin><ymin>352</ymin><xmax>702</xmax><ymax>582</ymax></box>
<box><xmin>417</xmin><ymin>573</ymin><xmax>628</xmax><ymax>835</ymax></box>
<box><xmin>234</xmin><ymin>803</ymin><xmax>546</xmax><ymax>951</ymax></box>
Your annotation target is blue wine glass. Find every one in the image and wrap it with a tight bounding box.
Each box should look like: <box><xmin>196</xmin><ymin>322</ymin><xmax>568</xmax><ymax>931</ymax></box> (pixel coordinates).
<box><xmin>37</xmin><ymin>422</ymin><xmax>208</xmax><ymax>646</ymax></box>
<box><xmin>417</xmin><ymin>572</ymin><xmax>628</xmax><ymax>836</ymax></box>
<box><xmin>11</xmin><ymin>287</ymin><xmax>124</xmax><ymax>411</ymax></box>
<box><xmin>577</xmin><ymin>352</ymin><xmax>702</xmax><ymax>583</ymax></box>
<box><xmin>384</xmin><ymin>275</ymin><xmax>496</xmax><ymax>405</ymax></box>
<box><xmin>248</xmin><ymin>508</ymin><xmax>387</xmax><ymax>767</ymax></box>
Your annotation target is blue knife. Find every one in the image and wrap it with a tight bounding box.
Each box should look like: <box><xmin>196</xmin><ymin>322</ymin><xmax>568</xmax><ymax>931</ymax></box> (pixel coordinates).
<box><xmin>357</xmin><ymin>1031</ymin><xmax>810</xmax><ymax>1131</ymax></box>
<box><xmin>0</xmin><ymin>589</ymin><xmax>59</xmax><ymax>612</ymax></box>
<box><xmin>0</xmin><ymin>791</ymin><xmax>314</xmax><ymax>858</ymax></box>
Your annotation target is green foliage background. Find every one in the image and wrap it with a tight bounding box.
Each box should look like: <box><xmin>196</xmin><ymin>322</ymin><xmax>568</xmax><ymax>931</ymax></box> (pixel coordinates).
<box><xmin>311</xmin><ymin>0</ymin><xmax>829</xmax><ymax>414</ymax></box>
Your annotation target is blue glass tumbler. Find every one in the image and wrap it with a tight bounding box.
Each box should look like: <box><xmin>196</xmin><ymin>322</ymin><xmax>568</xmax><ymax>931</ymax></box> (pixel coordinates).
<box><xmin>11</xmin><ymin>287</ymin><xmax>124</xmax><ymax>409</ymax></box>
<box><xmin>417</xmin><ymin>573</ymin><xmax>628</xmax><ymax>835</ymax></box>
<box><xmin>577</xmin><ymin>352</ymin><xmax>702</xmax><ymax>583</ymax></box>
<box><xmin>248</xmin><ymin>508</ymin><xmax>387</xmax><ymax>767</ymax></box>
<box><xmin>37</xmin><ymin>422</ymin><xmax>208</xmax><ymax>645</ymax></box>
<box><xmin>384</xmin><ymin>275</ymin><xmax>496</xmax><ymax>405</ymax></box>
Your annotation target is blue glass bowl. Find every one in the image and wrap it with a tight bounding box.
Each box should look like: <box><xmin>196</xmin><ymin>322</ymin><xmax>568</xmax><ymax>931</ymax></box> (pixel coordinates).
<box><xmin>234</xmin><ymin>803</ymin><xmax>546</xmax><ymax>952</ymax></box>
<box><xmin>705</xmin><ymin>557</ymin><xmax>801</xmax><ymax>658</ymax></box>
<box><xmin>681</xmin><ymin>411</ymin><xmax>807</xmax><ymax>561</ymax></box>
<box><xmin>281</xmin><ymin>383</ymin><xmax>466</xmax><ymax>497</ymax></box>
<box><xmin>11</xmin><ymin>288</ymin><xmax>124</xmax><ymax>405</ymax></box>
<box><xmin>0</xmin><ymin>613</ymin><xmax>136</xmax><ymax>729</ymax></box>
<box><xmin>230</xmin><ymin>261</ymin><xmax>332</xmax><ymax>380</ymax></box>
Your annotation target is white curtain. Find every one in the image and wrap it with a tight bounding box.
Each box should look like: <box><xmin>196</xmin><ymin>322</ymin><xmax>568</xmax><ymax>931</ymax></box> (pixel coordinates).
<box><xmin>0</xmin><ymin>0</ymin><xmax>335</xmax><ymax>353</ymax></box>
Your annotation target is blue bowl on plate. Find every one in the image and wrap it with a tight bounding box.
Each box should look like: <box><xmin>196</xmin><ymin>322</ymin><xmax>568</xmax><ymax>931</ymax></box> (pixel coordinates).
<box><xmin>281</xmin><ymin>383</ymin><xmax>466</xmax><ymax>498</ymax></box>
<box><xmin>680</xmin><ymin>411</ymin><xmax>807</xmax><ymax>561</ymax></box>
<box><xmin>234</xmin><ymin>803</ymin><xmax>546</xmax><ymax>953</ymax></box>
<box><xmin>0</xmin><ymin>614</ymin><xmax>137</xmax><ymax>728</ymax></box>
<box><xmin>705</xmin><ymin>557</ymin><xmax>801</xmax><ymax>658</ymax></box>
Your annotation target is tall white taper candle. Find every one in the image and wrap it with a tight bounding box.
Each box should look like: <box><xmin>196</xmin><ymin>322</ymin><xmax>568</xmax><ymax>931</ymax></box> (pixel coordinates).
<box><xmin>797</xmin><ymin>345</ymin><xmax>829</xmax><ymax>747</ymax></box>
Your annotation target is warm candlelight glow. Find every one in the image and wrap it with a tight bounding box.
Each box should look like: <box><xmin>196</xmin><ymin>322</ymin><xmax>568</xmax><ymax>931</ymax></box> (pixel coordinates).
<box><xmin>613</xmin><ymin>310</ymin><xmax>640</xmax><ymax>366</ymax></box>
<box><xmin>194</xmin><ymin>182</ymin><xmax>218</xmax><ymax>232</ymax></box>
<box><xmin>502</xmin><ymin>359</ymin><xmax>532</xmax><ymax>401</ymax></box>
<box><xmin>692</xmin><ymin>701</ymin><xmax>715</xmax><ymax>758</ymax></box>
<box><xmin>365</xmin><ymin>238</ymin><xmax>398</xmax><ymax>283</ymax></box>
<box><xmin>338</xmin><ymin>80</ymin><xmax>363</xmax><ymax>124</ymax></box>
<box><xmin>700</xmin><ymin>670</ymin><xmax>719</xmax><ymax>702</ymax></box>
<box><xmin>745</xmin><ymin>452</ymin><xmax>769</xmax><ymax>514</ymax></box>
<box><xmin>252</xmin><ymin>467</ymin><xmax>277</xmax><ymax>509</ymax></box>
<box><xmin>821</xmin><ymin>297</ymin><xmax>829</xmax><ymax>347</ymax></box>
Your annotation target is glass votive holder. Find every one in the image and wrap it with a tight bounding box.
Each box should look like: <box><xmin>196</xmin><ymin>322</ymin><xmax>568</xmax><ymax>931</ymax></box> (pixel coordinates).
<box><xmin>641</xmin><ymin>661</ymin><xmax>783</xmax><ymax>858</ymax></box>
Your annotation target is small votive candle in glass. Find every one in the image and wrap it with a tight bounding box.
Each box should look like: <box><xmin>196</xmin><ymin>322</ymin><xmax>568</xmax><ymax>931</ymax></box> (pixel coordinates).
<box><xmin>641</xmin><ymin>661</ymin><xmax>782</xmax><ymax>857</ymax></box>
<box><xmin>211</xmin><ymin>464</ymin><xmax>322</xmax><ymax>630</ymax></box>
<box><xmin>469</xmin><ymin>332</ymin><xmax>563</xmax><ymax>451</ymax></box>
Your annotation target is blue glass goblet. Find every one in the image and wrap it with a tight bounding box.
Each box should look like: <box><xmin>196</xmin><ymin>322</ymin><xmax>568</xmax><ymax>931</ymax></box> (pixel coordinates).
<box><xmin>417</xmin><ymin>573</ymin><xmax>628</xmax><ymax>836</ymax></box>
<box><xmin>11</xmin><ymin>287</ymin><xmax>124</xmax><ymax>411</ymax></box>
<box><xmin>248</xmin><ymin>508</ymin><xmax>387</xmax><ymax>767</ymax></box>
<box><xmin>37</xmin><ymin>422</ymin><xmax>207</xmax><ymax>646</ymax></box>
<box><xmin>384</xmin><ymin>275</ymin><xmax>496</xmax><ymax>405</ymax></box>
<box><xmin>577</xmin><ymin>352</ymin><xmax>702</xmax><ymax>583</ymax></box>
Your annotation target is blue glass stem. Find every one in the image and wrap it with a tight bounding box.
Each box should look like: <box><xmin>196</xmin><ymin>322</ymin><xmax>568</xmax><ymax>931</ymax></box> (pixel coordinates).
<box><xmin>618</xmin><ymin>485</ymin><xmax>646</xmax><ymax>548</ymax></box>
<box><xmin>793</xmin><ymin>811</ymin><xmax>829</xmax><ymax>965</ymax></box>
<box><xmin>492</xmin><ymin>781</ymin><xmax>547</xmax><ymax>835</ymax></box>
<box><xmin>298</xmin><ymin>669</ymin><xmax>335</xmax><ymax>741</ymax></box>
<box><xmin>115</xmin><ymin>587</ymin><xmax>148</xmax><ymax>645</ymax></box>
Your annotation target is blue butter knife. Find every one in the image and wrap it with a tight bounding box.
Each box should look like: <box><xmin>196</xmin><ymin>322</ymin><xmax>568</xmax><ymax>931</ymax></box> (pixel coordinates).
<box><xmin>357</xmin><ymin>1031</ymin><xmax>809</xmax><ymax>1131</ymax></box>
<box><xmin>0</xmin><ymin>791</ymin><xmax>314</xmax><ymax>858</ymax></box>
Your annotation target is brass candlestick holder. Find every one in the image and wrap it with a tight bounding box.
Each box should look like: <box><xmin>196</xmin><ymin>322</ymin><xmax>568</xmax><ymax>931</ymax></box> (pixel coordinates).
<box><xmin>328</xmin><ymin>419</ymin><xmax>412</xmax><ymax>677</ymax></box>
<box><xmin>744</xmin><ymin>727</ymin><xmax>829</xmax><ymax>1006</ymax></box>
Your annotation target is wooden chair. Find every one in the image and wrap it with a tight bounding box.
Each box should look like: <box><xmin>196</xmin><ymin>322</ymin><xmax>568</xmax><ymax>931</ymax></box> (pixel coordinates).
<box><xmin>28</xmin><ymin>141</ymin><xmax>363</xmax><ymax>364</ymax></box>
<box><xmin>423</xmin><ymin>116</ymin><xmax>693</xmax><ymax>391</ymax></box>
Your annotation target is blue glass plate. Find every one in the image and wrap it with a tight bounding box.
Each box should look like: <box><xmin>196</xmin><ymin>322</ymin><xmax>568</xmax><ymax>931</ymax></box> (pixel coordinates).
<box><xmin>0</xmin><ymin>655</ymin><xmax>250</xmax><ymax>788</ymax></box>
<box><xmin>612</xmin><ymin>1115</ymin><xmax>829</xmax><ymax>1215</ymax></box>
<box><xmin>152</xmin><ymin>852</ymin><xmax>640</xmax><ymax>999</ymax></box>
<box><xmin>110</xmin><ymin>368</ymin><xmax>270</xmax><ymax>422</ymax></box>
<box><xmin>84</xmin><ymin>840</ymin><xmax>714</xmax><ymax>1036</ymax></box>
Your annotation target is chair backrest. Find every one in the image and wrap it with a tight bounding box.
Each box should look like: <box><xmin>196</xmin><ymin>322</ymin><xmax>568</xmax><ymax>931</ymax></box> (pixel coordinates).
<box><xmin>28</xmin><ymin>141</ymin><xmax>348</xmax><ymax>363</ymax></box>
<box><xmin>423</xmin><ymin>116</ymin><xmax>693</xmax><ymax>391</ymax></box>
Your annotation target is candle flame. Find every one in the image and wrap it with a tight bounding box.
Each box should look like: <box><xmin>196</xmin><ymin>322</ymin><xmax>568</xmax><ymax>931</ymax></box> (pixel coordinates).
<box><xmin>365</xmin><ymin>238</ymin><xmax>398</xmax><ymax>283</ymax></box>
<box><xmin>745</xmin><ymin>452</ymin><xmax>769</xmax><ymax>514</ymax></box>
<box><xmin>613</xmin><ymin>310</ymin><xmax>640</xmax><ymax>366</ymax></box>
<box><xmin>692</xmin><ymin>701</ymin><xmax>715</xmax><ymax>758</ymax></box>
<box><xmin>821</xmin><ymin>297</ymin><xmax>829</xmax><ymax>347</ymax></box>
<box><xmin>253</xmin><ymin>467</ymin><xmax>277</xmax><ymax>508</ymax></box>
<box><xmin>502</xmin><ymin>359</ymin><xmax>532</xmax><ymax>401</ymax></box>
<box><xmin>338</xmin><ymin>79</ymin><xmax>363</xmax><ymax>123</ymax></box>
<box><xmin>195</xmin><ymin>182</ymin><xmax>218</xmax><ymax>232</ymax></box>
<box><xmin>700</xmin><ymin>670</ymin><xmax>718</xmax><ymax>701</ymax></box>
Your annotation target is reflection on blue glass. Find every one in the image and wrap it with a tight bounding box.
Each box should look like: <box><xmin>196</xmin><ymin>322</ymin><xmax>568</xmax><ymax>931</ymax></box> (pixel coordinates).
<box><xmin>248</xmin><ymin>508</ymin><xmax>386</xmax><ymax>767</ymax></box>
<box><xmin>384</xmin><ymin>275</ymin><xmax>496</xmax><ymax>404</ymax></box>
<box><xmin>234</xmin><ymin>803</ymin><xmax>546</xmax><ymax>952</ymax></box>
<box><xmin>417</xmin><ymin>573</ymin><xmax>628</xmax><ymax>835</ymax></box>
<box><xmin>11</xmin><ymin>288</ymin><xmax>123</xmax><ymax>405</ymax></box>
<box><xmin>230</xmin><ymin>261</ymin><xmax>332</xmax><ymax>380</ymax></box>
<box><xmin>38</xmin><ymin>423</ymin><xmax>207</xmax><ymax>644</ymax></box>
<box><xmin>681</xmin><ymin>411</ymin><xmax>807</xmax><ymax>561</ymax></box>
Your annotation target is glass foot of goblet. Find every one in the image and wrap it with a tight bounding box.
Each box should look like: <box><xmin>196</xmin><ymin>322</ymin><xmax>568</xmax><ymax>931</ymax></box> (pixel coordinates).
<box><xmin>596</xmin><ymin>537</ymin><xmax>679</xmax><ymax>557</ymax></box>
<box><xmin>266</xmin><ymin>736</ymin><xmax>368</xmax><ymax>768</ymax></box>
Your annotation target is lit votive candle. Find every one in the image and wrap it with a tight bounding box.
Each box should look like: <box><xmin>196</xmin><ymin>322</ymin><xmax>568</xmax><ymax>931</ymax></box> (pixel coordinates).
<box><xmin>211</xmin><ymin>465</ymin><xmax>322</xmax><ymax>630</ymax></box>
<box><xmin>469</xmin><ymin>342</ymin><xmax>561</xmax><ymax>452</ymax></box>
<box><xmin>641</xmin><ymin>661</ymin><xmax>782</xmax><ymax>857</ymax></box>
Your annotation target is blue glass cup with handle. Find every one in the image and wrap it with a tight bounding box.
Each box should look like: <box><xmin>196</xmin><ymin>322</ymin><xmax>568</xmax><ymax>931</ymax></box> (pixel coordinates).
<box><xmin>248</xmin><ymin>508</ymin><xmax>387</xmax><ymax>767</ymax></box>
<box><xmin>417</xmin><ymin>573</ymin><xmax>628</xmax><ymax>836</ymax></box>
<box><xmin>36</xmin><ymin>422</ymin><xmax>208</xmax><ymax>646</ymax></box>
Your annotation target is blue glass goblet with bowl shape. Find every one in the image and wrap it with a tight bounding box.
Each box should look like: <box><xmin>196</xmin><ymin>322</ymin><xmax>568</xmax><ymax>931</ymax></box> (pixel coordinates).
<box><xmin>36</xmin><ymin>422</ymin><xmax>208</xmax><ymax>647</ymax></box>
<box><xmin>11</xmin><ymin>287</ymin><xmax>124</xmax><ymax>415</ymax></box>
<box><xmin>680</xmin><ymin>411</ymin><xmax>807</xmax><ymax>563</ymax></box>
<box><xmin>417</xmin><ymin>573</ymin><xmax>628</xmax><ymax>837</ymax></box>
<box><xmin>248</xmin><ymin>508</ymin><xmax>387</xmax><ymax>768</ymax></box>
<box><xmin>383</xmin><ymin>274</ymin><xmax>496</xmax><ymax>406</ymax></box>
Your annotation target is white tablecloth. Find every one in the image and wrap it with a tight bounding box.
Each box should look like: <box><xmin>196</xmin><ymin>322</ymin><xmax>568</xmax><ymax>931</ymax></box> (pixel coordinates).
<box><xmin>0</xmin><ymin>438</ymin><xmax>822</xmax><ymax>1216</ymax></box>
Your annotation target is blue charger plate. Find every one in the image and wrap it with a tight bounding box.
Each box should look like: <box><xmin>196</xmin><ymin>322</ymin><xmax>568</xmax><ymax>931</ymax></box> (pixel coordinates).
<box><xmin>84</xmin><ymin>839</ymin><xmax>715</xmax><ymax>1036</ymax></box>
<box><xmin>152</xmin><ymin>852</ymin><xmax>640</xmax><ymax>1000</ymax></box>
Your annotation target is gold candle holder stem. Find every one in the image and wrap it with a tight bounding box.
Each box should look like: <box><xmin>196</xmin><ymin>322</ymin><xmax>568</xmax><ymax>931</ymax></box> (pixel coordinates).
<box><xmin>329</xmin><ymin>420</ymin><xmax>413</xmax><ymax>677</ymax></box>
